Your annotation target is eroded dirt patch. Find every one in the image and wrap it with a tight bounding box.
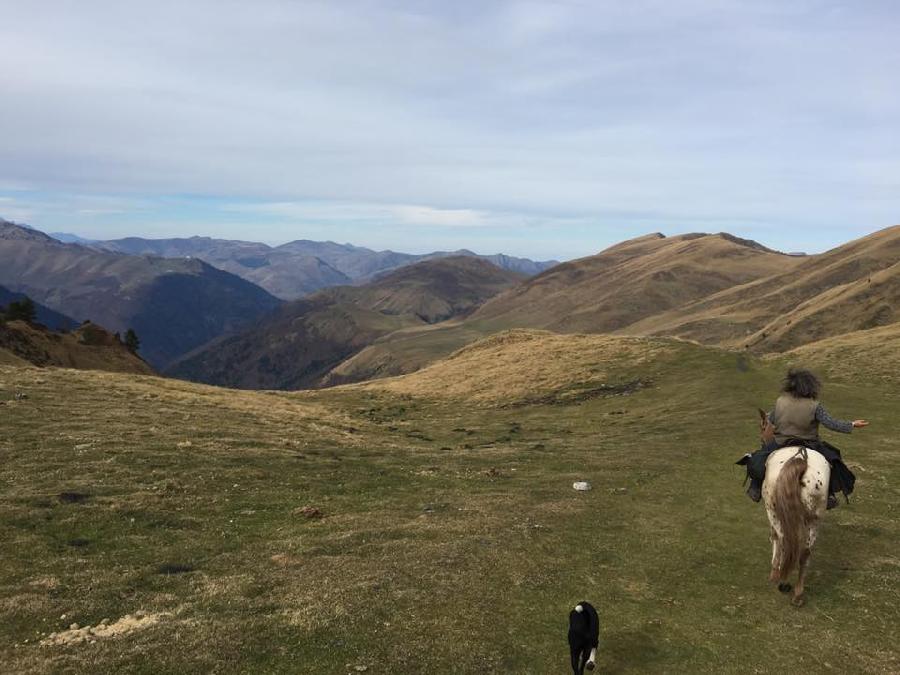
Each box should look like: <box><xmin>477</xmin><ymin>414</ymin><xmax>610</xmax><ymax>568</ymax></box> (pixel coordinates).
<box><xmin>40</xmin><ymin>612</ymin><xmax>165</xmax><ymax>647</ymax></box>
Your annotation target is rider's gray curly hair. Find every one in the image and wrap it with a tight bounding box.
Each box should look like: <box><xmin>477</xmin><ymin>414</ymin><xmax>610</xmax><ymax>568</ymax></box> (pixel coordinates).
<box><xmin>783</xmin><ymin>368</ymin><xmax>821</xmax><ymax>399</ymax></box>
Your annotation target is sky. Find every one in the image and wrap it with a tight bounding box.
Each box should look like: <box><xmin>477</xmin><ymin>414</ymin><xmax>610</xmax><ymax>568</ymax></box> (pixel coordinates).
<box><xmin>1</xmin><ymin>0</ymin><xmax>898</xmax><ymax>261</ymax></box>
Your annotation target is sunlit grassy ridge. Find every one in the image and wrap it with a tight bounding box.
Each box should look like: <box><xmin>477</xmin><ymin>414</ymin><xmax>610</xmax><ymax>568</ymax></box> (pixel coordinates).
<box><xmin>1</xmin><ymin>334</ymin><xmax>899</xmax><ymax>673</ymax></box>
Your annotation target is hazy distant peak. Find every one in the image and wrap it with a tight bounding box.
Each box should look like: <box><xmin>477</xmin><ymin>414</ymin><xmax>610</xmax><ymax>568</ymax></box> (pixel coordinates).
<box><xmin>0</xmin><ymin>219</ymin><xmax>56</xmax><ymax>243</ymax></box>
<box><xmin>50</xmin><ymin>232</ymin><xmax>98</xmax><ymax>244</ymax></box>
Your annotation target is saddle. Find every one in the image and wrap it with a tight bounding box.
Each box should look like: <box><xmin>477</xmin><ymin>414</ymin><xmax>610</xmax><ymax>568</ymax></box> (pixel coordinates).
<box><xmin>736</xmin><ymin>438</ymin><xmax>856</xmax><ymax>501</ymax></box>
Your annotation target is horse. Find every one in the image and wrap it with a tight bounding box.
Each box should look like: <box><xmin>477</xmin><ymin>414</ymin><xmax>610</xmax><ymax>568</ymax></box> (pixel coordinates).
<box><xmin>757</xmin><ymin>410</ymin><xmax>831</xmax><ymax>607</ymax></box>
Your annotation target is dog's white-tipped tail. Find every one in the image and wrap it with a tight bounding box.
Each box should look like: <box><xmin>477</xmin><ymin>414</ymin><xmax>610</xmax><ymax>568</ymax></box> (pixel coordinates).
<box><xmin>574</xmin><ymin>604</ymin><xmax>584</xmax><ymax>613</ymax></box>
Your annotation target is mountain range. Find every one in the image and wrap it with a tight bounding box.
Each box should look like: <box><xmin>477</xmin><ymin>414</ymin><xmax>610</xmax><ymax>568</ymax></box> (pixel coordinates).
<box><xmin>0</xmin><ymin>220</ymin><xmax>282</xmax><ymax>368</ymax></box>
<box><xmin>76</xmin><ymin>234</ymin><xmax>558</xmax><ymax>300</ymax></box>
<box><xmin>6</xmin><ymin>217</ymin><xmax>900</xmax><ymax>389</ymax></box>
<box><xmin>323</xmin><ymin>227</ymin><xmax>900</xmax><ymax>386</ymax></box>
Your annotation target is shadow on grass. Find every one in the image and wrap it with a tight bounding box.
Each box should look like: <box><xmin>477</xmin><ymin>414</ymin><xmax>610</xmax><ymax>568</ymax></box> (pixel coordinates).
<box><xmin>601</xmin><ymin>628</ymin><xmax>664</xmax><ymax>673</ymax></box>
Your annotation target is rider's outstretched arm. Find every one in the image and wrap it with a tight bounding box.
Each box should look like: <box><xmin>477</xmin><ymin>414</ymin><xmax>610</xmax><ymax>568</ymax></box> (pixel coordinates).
<box><xmin>815</xmin><ymin>404</ymin><xmax>853</xmax><ymax>433</ymax></box>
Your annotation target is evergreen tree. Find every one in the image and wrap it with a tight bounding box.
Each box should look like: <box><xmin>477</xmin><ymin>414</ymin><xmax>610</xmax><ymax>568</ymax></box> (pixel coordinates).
<box><xmin>124</xmin><ymin>328</ymin><xmax>141</xmax><ymax>353</ymax></box>
<box><xmin>5</xmin><ymin>297</ymin><xmax>37</xmax><ymax>323</ymax></box>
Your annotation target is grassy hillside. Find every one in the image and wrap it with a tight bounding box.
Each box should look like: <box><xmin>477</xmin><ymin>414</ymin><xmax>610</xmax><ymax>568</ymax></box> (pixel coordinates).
<box><xmin>2</xmin><ymin>335</ymin><xmax>897</xmax><ymax>673</ymax></box>
<box><xmin>627</xmin><ymin>225</ymin><xmax>900</xmax><ymax>351</ymax></box>
<box><xmin>779</xmin><ymin>322</ymin><xmax>900</xmax><ymax>387</ymax></box>
<box><xmin>169</xmin><ymin>257</ymin><xmax>523</xmax><ymax>390</ymax></box>
<box><xmin>0</xmin><ymin>320</ymin><xmax>153</xmax><ymax>375</ymax></box>
<box><xmin>471</xmin><ymin>232</ymin><xmax>800</xmax><ymax>333</ymax></box>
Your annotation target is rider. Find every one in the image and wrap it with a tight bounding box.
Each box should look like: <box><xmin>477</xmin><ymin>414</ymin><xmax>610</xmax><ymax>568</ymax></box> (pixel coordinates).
<box><xmin>739</xmin><ymin>368</ymin><xmax>868</xmax><ymax>509</ymax></box>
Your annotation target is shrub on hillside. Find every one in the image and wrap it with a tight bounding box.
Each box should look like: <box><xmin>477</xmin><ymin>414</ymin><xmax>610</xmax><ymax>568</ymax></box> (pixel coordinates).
<box><xmin>2</xmin><ymin>297</ymin><xmax>37</xmax><ymax>323</ymax></box>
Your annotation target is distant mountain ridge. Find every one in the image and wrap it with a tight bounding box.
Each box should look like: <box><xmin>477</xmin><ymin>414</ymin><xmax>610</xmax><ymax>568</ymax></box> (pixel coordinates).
<box><xmin>80</xmin><ymin>234</ymin><xmax>558</xmax><ymax>300</ymax></box>
<box><xmin>0</xmin><ymin>219</ymin><xmax>282</xmax><ymax>368</ymax></box>
<box><xmin>167</xmin><ymin>256</ymin><xmax>524</xmax><ymax>390</ymax></box>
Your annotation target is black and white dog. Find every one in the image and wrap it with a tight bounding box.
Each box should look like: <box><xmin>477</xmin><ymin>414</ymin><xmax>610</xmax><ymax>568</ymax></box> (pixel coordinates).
<box><xmin>568</xmin><ymin>601</ymin><xmax>599</xmax><ymax>674</ymax></box>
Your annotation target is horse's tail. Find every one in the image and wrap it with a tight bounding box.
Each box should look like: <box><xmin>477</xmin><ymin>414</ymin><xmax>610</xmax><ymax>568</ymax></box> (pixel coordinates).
<box><xmin>773</xmin><ymin>455</ymin><xmax>810</xmax><ymax>576</ymax></box>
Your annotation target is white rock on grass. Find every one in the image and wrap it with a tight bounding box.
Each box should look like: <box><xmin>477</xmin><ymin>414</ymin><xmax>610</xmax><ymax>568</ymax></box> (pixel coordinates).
<box><xmin>572</xmin><ymin>481</ymin><xmax>592</xmax><ymax>491</ymax></box>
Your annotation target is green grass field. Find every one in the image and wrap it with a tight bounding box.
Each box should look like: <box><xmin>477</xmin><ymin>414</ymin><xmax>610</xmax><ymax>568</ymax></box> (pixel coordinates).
<box><xmin>1</xmin><ymin>338</ymin><xmax>898</xmax><ymax>673</ymax></box>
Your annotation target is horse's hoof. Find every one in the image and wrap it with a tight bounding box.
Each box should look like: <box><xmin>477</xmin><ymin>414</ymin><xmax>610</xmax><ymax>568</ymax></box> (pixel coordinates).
<box><xmin>778</xmin><ymin>582</ymin><xmax>792</xmax><ymax>594</ymax></box>
<box><xmin>586</xmin><ymin>662</ymin><xmax>595</xmax><ymax>671</ymax></box>
<box><xmin>791</xmin><ymin>595</ymin><xmax>805</xmax><ymax>608</ymax></box>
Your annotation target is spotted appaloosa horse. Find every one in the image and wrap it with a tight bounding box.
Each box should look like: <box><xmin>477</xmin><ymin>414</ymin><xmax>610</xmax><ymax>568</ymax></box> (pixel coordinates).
<box><xmin>759</xmin><ymin>412</ymin><xmax>831</xmax><ymax>607</ymax></box>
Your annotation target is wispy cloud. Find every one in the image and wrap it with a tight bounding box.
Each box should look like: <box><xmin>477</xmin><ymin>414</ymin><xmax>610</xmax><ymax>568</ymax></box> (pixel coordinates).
<box><xmin>225</xmin><ymin>200</ymin><xmax>490</xmax><ymax>228</ymax></box>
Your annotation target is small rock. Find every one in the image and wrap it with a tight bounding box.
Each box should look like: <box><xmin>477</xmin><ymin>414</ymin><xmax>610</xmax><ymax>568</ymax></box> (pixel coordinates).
<box><xmin>573</xmin><ymin>481</ymin><xmax>592</xmax><ymax>491</ymax></box>
<box><xmin>294</xmin><ymin>506</ymin><xmax>323</xmax><ymax>519</ymax></box>
<box><xmin>14</xmin><ymin>392</ymin><xmax>28</xmax><ymax>400</ymax></box>
<box><xmin>354</xmin><ymin>667</ymin><xmax>369</xmax><ymax>673</ymax></box>
<box><xmin>176</xmin><ymin>441</ymin><xmax>192</xmax><ymax>448</ymax></box>
<box><xmin>100</xmin><ymin>618</ymin><xmax>110</xmax><ymax>626</ymax></box>
<box><xmin>69</xmin><ymin>623</ymin><xmax>79</xmax><ymax>630</ymax></box>
<box><xmin>613</xmin><ymin>487</ymin><xmax>628</xmax><ymax>495</ymax></box>
<box><xmin>73</xmin><ymin>443</ymin><xmax>91</xmax><ymax>451</ymax></box>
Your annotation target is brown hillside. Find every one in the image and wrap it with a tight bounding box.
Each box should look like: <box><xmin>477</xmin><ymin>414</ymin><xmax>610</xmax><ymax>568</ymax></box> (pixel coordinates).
<box><xmin>325</xmin><ymin>232</ymin><xmax>801</xmax><ymax>385</ymax></box>
<box><xmin>625</xmin><ymin>225</ymin><xmax>900</xmax><ymax>350</ymax></box>
<box><xmin>471</xmin><ymin>232</ymin><xmax>800</xmax><ymax>333</ymax></box>
<box><xmin>167</xmin><ymin>257</ymin><xmax>523</xmax><ymax>390</ymax></box>
<box><xmin>0</xmin><ymin>320</ymin><xmax>154</xmax><ymax>374</ymax></box>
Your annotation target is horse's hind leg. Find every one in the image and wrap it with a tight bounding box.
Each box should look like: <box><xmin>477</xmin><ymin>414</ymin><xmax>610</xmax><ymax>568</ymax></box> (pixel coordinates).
<box><xmin>792</xmin><ymin>548</ymin><xmax>811</xmax><ymax>606</ymax></box>
<box><xmin>768</xmin><ymin>529</ymin><xmax>779</xmax><ymax>582</ymax></box>
<box><xmin>793</xmin><ymin>527</ymin><xmax>818</xmax><ymax>607</ymax></box>
<box><xmin>769</xmin><ymin>528</ymin><xmax>792</xmax><ymax>590</ymax></box>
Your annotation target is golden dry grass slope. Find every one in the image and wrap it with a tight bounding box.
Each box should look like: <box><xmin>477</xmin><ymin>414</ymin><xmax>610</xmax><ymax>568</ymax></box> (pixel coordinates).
<box><xmin>0</xmin><ymin>320</ymin><xmax>153</xmax><ymax>375</ymax></box>
<box><xmin>626</xmin><ymin>225</ymin><xmax>900</xmax><ymax>351</ymax></box>
<box><xmin>471</xmin><ymin>232</ymin><xmax>801</xmax><ymax>333</ymax></box>
<box><xmin>363</xmin><ymin>329</ymin><xmax>673</xmax><ymax>404</ymax></box>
